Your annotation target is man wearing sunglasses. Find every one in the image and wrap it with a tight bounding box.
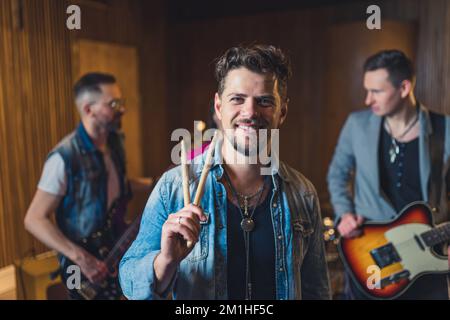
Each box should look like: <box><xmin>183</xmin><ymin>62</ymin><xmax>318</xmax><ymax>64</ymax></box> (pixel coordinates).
<box><xmin>24</xmin><ymin>72</ymin><xmax>153</xmax><ymax>299</ymax></box>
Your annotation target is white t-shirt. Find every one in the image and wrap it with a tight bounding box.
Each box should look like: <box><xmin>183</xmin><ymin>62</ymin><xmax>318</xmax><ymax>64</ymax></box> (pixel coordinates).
<box><xmin>38</xmin><ymin>150</ymin><xmax>120</xmax><ymax>210</ymax></box>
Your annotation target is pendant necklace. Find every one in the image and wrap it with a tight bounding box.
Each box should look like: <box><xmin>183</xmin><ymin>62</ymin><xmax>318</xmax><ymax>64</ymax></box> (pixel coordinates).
<box><xmin>223</xmin><ymin>171</ymin><xmax>266</xmax><ymax>233</ymax></box>
<box><xmin>237</xmin><ymin>184</ymin><xmax>265</xmax><ymax>232</ymax></box>
<box><xmin>384</xmin><ymin>110</ymin><xmax>419</xmax><ymax>164</ymax></box>
<box><xmin>223</xmin><ymin>169</ymin><xmax>267</xmax><ymax>300</ymax></box>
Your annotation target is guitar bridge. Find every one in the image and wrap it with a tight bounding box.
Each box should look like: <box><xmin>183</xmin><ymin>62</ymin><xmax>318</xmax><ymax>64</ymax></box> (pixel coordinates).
<box><xmin>370</xmin><ymin>243</ymin><xmax>401</xmax><ymax>268</ymax></box>
<box><xmin>380</xmin><ymin>270</ymin><xmax>411</xmax><ymax>288</ymax></box>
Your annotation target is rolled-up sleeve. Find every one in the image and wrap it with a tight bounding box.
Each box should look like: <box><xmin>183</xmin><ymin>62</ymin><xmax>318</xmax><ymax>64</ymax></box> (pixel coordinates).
<box><xmin>119</xmin><ymin>175</ymin><xmax>177</xmax><ymax>300</ymax></box>
<box><xmin>327</xmin><ymin>114</ymin><xmax>356</xmax><ymax>221</ymax></box>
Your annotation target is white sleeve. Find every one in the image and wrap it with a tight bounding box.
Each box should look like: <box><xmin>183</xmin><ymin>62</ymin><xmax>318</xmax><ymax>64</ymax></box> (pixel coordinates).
<box><xmin>37</xmin><ymin>153</ymin><xmax>68</xmax><ymax>196</ymax></box>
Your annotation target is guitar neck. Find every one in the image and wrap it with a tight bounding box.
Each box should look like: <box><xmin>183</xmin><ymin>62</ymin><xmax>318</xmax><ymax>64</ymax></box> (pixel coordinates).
<box><xmin>420</xmin><ymin>222</ymin><xmax>450</xmax><ymax>247</ymax></box>
<box><xmin>104</xmin><ymin>215</ymin><xmax>142</xmax><ymax>266</ymax></box>
<box><xmin>101</xmin><ymin>178</ymin><xmax>157</xmax><ymax>267</ymax></box>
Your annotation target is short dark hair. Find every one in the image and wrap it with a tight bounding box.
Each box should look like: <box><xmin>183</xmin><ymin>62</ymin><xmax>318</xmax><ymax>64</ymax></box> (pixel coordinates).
<box><xmin>73</xmin><ymin>72</ymin><xmax>116</xmax><ymax>100</ymax></box>
<box><xmin>363</xmin><ymin>50</ymin><xmax>415</xmax><ymax>87</ymax></box>
<box><xmin>215</xmin><ymin>45</ymin><xmax>291</xmax><ymax>101</ymax></box>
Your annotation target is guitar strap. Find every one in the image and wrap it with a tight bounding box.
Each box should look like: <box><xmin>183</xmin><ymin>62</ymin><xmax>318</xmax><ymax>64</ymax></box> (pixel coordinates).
<box><xmin>427</xmin><ymin>111</ymin><xmax>450</xmax><ymax>300</ymax></box>
<box><xmin>428</xmin><ymin>111</ymin><xmax>447</xmax><ymax>220</ymax></box>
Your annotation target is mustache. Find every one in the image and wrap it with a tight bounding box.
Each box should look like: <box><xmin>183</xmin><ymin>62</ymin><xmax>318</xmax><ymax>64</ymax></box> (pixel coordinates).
<box><xmin>232</xmin><ymin>118</ymin><xmax>268</xmax><ymax>128</ymax></box>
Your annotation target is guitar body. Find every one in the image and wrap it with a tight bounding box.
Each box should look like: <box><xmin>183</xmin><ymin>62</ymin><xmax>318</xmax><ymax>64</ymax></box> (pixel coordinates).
<box><xmin>60</xmin><ymin>227</ymin><xmax>123</xmax><ymax>300</ymax></box>
<box><xmin>339</xmin><ymin>202</ymin><xmax>449</xmax><ymax>299</ymax></box>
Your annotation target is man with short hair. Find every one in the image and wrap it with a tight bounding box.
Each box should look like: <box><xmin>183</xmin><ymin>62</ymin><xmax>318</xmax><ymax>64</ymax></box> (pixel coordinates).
<box><xmin>119</xmin><ymin>45</ymin><xmax>331</xmax><ymax>300</ymax></box>
<box><xmin>328</xmin><ymin>50</ymin><xmax>450</xmax><ymax>299</ymax></box>
<box><xmin>25</xmin><ymin>72</ymin><xmax>153</xmax><ymax>299</ymax></box>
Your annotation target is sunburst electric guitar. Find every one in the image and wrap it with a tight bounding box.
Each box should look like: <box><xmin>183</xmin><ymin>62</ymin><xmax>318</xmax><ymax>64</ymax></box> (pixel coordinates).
<box><xmin>338</xmin><ymin>201</ymin><xmax>450</xmax><ymax>299</ymax></box>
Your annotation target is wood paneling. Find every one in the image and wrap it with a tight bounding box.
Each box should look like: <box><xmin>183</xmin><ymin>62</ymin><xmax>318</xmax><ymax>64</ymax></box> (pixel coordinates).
<box><xmin>72</xmin><ymin>0</ymin><xmax>142</xmax><ymax>46</ymax></box>
<box><xmin>415</xmin><ymin>0</ymin><xmax>450</xmax><ymax>112</ymax></box>
<box><xmin>138</xmin><ymin>0</ymin><xmax>170</xmax><ymax>177</ymax></box>
<box><xmin>0</xmin><ymin>0</ymin><xmax>76</xmax><ymax>267</ymax></box>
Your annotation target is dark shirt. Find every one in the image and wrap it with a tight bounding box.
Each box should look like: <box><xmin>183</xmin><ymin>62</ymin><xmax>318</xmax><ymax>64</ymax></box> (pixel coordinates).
<box><xmin>379</xmin><ymin>125</ymin><xmax>422</xmax><ymax>212</ymax></box>
<box><xmin>226</xmin><ymin>183</ymin><xmax>276</xmax><ymax>300</ymax></box>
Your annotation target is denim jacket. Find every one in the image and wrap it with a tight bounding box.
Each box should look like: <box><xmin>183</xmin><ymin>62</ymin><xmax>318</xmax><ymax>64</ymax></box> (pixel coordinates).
<box><xmin>119</xmin><ymin>138</ymin><xmax>331</xmax><ymax>300</ymax></box>
<box><xmin>50</xmin><ymin>123</ymin><xmax>129</xmax><ymax>243</ymax></box>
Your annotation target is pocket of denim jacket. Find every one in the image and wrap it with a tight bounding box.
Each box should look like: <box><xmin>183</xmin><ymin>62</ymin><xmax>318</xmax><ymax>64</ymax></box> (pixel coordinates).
<box><xmin>186</xmin><ymin>212</ymin><xmax>210</xmax><ymax>262</ymax></box>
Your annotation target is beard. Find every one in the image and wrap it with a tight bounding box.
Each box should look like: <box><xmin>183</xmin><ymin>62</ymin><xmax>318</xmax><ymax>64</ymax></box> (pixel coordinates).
<box><xmin>97</xmin><ymin>114</ymin><xmax>122</xmax><ymax>132</ymax></box>
<box><xmin>107</xmin><ymin>116</ymin><xmax>122</xmax><ymax>131</ymax></box>
<box><xmin>93</xmin><ymin>112</ymin><xmax>122</xmax><ymax>134</ymax></box>
<box><xmin>228</xmin><ymin>134</ymin><xmax>258</xmax><ymax>157</ymax></box>
<box><xmin>225</xmin><ymin>117</ymin><xmax>271</xmax><ymax>157</ymax></box>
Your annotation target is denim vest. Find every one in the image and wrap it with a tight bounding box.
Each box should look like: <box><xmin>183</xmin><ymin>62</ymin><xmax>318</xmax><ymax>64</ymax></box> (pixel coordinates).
<box><xmin>119</xmin><ymin>137</ymin><xmax>331</xmax><ymax>300</ymax></box>
<box><xmin>50</xmin><ymin>123</ymin><xmax>129</xmax><ymax>243</ymax></box>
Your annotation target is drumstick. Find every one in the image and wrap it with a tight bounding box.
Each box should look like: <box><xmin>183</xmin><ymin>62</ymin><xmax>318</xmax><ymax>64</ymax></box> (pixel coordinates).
<box><xmin>181</xmin><ymin>131</ymin><xmax>218</xmax><ymax>248</ymax></box>
<box><xmin>193</xmin><ymin>131</ymin><xmax>218</xmax><ymax>206</ymax></box>
<box><xmin>180</xmin><ymin>139</ymin><xmax>194</xmax><ymax>248</ymax></box>
<box><xmin>180</xmin><ymin>139</ymin><xmax>190</xmax><ymax>207</ymax></box>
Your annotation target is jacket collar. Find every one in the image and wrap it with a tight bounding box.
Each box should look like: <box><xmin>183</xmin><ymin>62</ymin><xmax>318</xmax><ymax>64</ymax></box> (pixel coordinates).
<box><xmin>418</xmin><ymin>103</ymin><xmax>433</xmax><ymax>136</ymax></box>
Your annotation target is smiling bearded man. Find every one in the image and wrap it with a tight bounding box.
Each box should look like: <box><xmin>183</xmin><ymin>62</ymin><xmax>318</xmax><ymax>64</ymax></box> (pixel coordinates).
<box><xmin>119</xmin><ymin>45</ymin><xmax>331</xmax><ymax>300</ymax></box>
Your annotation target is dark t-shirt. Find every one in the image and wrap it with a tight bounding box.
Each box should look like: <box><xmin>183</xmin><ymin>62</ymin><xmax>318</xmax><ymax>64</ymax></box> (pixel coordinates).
<box><xmin>379</xmin><ymin>125</ymin><xmax>422</xmax><ymax>212</ymax></box>
<box><xmin>226</xmin><ymin>184</ymin><xmax>276</xmax><ymax>300</ymax></box>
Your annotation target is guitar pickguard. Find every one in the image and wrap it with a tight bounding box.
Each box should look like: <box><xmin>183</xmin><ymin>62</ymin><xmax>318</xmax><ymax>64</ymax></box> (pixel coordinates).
<box><xmin>384</xmin><ymin>223</ymin><xmax>449</xmax><ymax>279</ymax></box>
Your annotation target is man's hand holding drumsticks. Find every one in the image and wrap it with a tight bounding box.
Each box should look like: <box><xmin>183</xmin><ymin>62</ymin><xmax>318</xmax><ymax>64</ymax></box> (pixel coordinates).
<box><xmin>159</xmin><ymin>203</ymin><xmax>206</xmax><ymax>264</ymax></box>
<box><xmin>154</xmin><ymin>132</ymin><xmax>217</xmax><ymax>294</ymax></box>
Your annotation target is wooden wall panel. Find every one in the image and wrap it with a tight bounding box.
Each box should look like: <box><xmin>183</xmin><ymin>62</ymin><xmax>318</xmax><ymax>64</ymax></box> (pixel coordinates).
<box><xmin>415</xmin><ymin>0</ymin><xmax>450</xmax><ymax>114</ymax></box>
<box><xmin>0</xmin><ymin>0</ymin><xmax>76</xmax><ymax>268</ymax></box>
<box><xmin>72</xmin><ymin>0</ymin><xmax>142</xmax><ymax>46</ymax></box>
<box><xmin>137</xmin><ymin>0</ymin><xmax>170</xmax><ymax>177</ymax></box>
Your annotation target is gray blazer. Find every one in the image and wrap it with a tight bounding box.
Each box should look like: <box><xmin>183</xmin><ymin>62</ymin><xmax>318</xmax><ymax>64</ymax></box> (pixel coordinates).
<box><xmin>327</xmin><ymin>105</ymin><xmax>450</xmax><ymax>224</ymax></box>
